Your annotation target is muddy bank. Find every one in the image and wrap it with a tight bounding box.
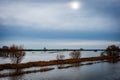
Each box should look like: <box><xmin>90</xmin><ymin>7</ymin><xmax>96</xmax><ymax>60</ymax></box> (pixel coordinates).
<box><xmin>0</xmin><ymin>56</ymin><xmax>119</xmax><ymax>70</ymax></box>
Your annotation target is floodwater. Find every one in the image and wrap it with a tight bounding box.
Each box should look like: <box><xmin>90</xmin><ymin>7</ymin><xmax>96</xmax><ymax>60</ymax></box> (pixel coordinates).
<box><xmin>0</xmin><ymin>51</ymin><xmax>120</xmax><ymax>80</ymax></box>
<box><xmin>0</xmin><ymin>51</ymin><xmax>101</xmax><ymax>64</ymax></box>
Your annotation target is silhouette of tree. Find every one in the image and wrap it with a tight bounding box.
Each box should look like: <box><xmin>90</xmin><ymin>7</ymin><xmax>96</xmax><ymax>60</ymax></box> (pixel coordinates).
<box><xmin>9</xmin><ymin>45</ymin><xmax>25</xmax><ymax>64</ymax></box>
<box><xmin>2</xmin><ymin>46</ymin><xmax>9</xmax><ymax>49</ymax></box>
<box><xmin>0</xmin><ymin>45</ymin><xmax>25</xmax><ymax>64</ymax></box>
<box><xmin>101</xmin><ymin>45</ymin><xmax>120</xmax><ymax>63</ymax></box>
<box><xmin>0</xmin><ymin>46</ymin><xmax>9</xmax><ymax>57</ymax></box>
<box><xmin>101</xmin><ymin>45</ymin><xmax>120</xmax><ymax>57</ymax></box>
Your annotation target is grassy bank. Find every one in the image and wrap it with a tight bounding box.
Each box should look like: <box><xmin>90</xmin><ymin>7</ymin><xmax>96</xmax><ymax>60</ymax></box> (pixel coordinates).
<box><xmin>0</xmin><ymin>56</ymin><xmax>119</xmax><ymax>70</ymax></box>
<box><xmin>0</xmin><ymin>62</ymin><xmax>103</xmax><ymax>77</ymax></box>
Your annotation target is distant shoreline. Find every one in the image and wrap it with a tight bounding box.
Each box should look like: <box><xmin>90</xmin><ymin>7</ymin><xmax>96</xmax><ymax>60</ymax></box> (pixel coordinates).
<box><xmin>22</xmin><ymin>49</ymin><xmax>106</xmax><ymax>51</ymax></box>
<box><xmin>1</xmin><ymin>48</ymin><xmax>119</xmax><ymax>52</ymax></box>
<box><xmin>0</xmin><ymin>49</ymin><xmax>107</xmax><ymax>51</ymax></box>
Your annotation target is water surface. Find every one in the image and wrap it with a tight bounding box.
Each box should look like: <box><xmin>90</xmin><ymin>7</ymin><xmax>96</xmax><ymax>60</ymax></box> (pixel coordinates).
<box><xmin>0</xmin><ymin>51</ymin><xmax>120</xmax><ymax>80</ymax></box>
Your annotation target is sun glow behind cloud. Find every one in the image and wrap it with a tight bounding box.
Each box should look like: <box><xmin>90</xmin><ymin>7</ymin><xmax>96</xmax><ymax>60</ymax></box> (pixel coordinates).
<box><xmin>0</xmin><ymin>0</ymin><xmax>120</xmax><ymax>48</ymax></box>
<box><xmin>69</xmin><ymin>0</ymin><xmax>81</xmax><ymax>10</ymax></box>
<box><xmin>0</xmin><ymin>0</ymin><xmax>119</xmax><ymax>32</ymax></box>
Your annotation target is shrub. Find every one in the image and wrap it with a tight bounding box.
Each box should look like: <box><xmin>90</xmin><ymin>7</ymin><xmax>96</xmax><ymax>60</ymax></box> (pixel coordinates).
<box><xmin>56</xmin><ymin>54</ymin><xmax>65</xmax><ymax>60</ymax></box>
<box><xmin>69</xmin><ymin>50</ymin><xmax>81</xmax><ymax>59</ymax></box>
<box><xmin>101</xmin><ymin>45</ymin><xmax>120</xmax><ymax>57</ymax></box>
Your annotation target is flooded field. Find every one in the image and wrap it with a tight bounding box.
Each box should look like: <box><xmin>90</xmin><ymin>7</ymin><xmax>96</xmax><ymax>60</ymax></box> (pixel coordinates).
<box><xmin>0</xmin><ymin>51</ymin><xmax>101</xmax><ymax>64</ymax></box>
<box><xmin>0</xmin><ymin>51</ymin><xmax>120</xmax><ymax>80</ymax></box>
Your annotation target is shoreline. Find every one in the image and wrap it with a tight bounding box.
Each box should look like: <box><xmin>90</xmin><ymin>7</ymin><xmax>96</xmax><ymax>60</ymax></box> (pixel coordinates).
<box><xmin>0</xmin><ymin>56</ymin><xmax>120</xmax><ymax>70</ymax></box>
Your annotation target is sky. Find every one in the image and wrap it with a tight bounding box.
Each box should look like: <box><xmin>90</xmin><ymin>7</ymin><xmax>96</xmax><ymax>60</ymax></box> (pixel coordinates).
<box><xmin>0</xmin><ymin>0</ymin><xmax>120</xmax><ymax>48</ymax></box>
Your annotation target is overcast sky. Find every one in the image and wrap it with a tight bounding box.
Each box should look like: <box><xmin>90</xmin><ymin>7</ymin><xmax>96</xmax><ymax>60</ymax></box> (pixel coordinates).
<box><xmin>0</xmin><ymin>0</ymin><xmax>120</xmax><ymax>41</ymax></box>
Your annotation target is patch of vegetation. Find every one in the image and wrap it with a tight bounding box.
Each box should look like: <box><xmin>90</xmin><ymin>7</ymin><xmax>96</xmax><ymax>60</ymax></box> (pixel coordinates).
<box><xmin>0</xmin><ymin>56</ymin><xmax>119</xmax><ymax>70</ymax></box>
<box><xmin>101</xmin><ymin>45</ymin><xmax>120</xmax><ymax>63</ymax></box>
<box><xmin>0</xmin><ymin>45</ymin><xmax>25</xmax><ymax>64</ymax></box>
<box><xmin>69</xmin><ymin>50</ymin><xmax>81</xmax><ymax>59</ymax></box>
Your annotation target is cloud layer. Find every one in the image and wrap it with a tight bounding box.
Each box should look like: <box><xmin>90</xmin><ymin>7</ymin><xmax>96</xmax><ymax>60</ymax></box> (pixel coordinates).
<box><xmin>1</xmin><ymin>39</ymin><xmax>120</xmax><ymax>49</ymax></box>
<box><xmin>0</xmin><ymin>0</ymin><xmax>120</xmax><ymax>42</ymax></box>
<box><xmin>0</xmin><ymin>0</ymin><xmax>119</xmax><ymax>32</ymax></box>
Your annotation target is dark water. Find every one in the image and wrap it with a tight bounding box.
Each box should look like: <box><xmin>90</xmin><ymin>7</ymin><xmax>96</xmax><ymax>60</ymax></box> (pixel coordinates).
<box><xmin>0</xmin><ymin>51</ymin><xmax>120</xmax><ymax>80</ymax></box>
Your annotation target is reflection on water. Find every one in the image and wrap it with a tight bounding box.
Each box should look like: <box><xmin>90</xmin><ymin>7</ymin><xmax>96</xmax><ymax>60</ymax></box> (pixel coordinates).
<box><xmin>8</xmin><ymin>69</ymin><xmax>24</xmax><ymax>80</ymax></box>
<box><xmin>0</xmin><ymin>49</ymin><xmax>25</xmax><ymax>80</ymax></box>
<box><xmin>1</xmin><ymin>62</ymin><xmax>119</xmax><ymax>80</ymax></box>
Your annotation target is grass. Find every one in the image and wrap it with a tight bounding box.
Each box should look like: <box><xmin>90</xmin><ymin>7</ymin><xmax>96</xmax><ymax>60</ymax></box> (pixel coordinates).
<box><xmin>0</xmin><ymin>56</ymin><xmax>119</xmax><ymax>70</ymax></box>
<box><xmin>0</xmin><ymin>56</ymin><xmax>119</xmax><ymax>78</ymax></box>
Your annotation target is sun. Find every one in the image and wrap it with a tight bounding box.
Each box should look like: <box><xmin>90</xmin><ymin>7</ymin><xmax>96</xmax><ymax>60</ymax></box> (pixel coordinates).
<box><xmin>69</xmin><ymin>1</ymin><xmax>80</xmax><ymax>10</ymax></box>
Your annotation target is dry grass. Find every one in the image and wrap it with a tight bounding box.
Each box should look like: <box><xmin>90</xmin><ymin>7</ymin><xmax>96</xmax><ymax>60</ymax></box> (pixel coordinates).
<box><xmin>0</xmin><ymin>56</ymin><xmax>119</xmax><ymax>70</ymax></box>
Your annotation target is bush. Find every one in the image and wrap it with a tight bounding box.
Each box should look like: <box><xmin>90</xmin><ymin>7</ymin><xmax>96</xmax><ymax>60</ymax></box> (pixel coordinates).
<box><xmin>101</xmin><ymin>45</ymin><xmax>120</xmax><ymax>57</ymax></box>
<box><xmin>56</xmin><ymin>54</ymin><xmax>65</xmax><ymax>60</ymax></box>
<box><xmin>69</xmin><ymin>50</ymin><xmax>81</xmax><ymax>59</ymax></box>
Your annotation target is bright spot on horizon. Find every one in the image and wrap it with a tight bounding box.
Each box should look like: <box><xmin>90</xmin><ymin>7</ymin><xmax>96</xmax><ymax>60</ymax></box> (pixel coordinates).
<box><xmin>69</xmin><ymin>1</ymin><xmax>81</xmax><ymax>10</ymax></box>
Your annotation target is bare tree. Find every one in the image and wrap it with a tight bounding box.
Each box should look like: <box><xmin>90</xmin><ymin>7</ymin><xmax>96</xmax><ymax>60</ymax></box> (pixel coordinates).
<box><xmin>0</xmin><ymin>45</ymin><xmax>25</xmax><ymax>64</ymax></box>
<box><xmin>9</xmin><ymin>45</ymin><xmax>25</xmax><ymax>64</ymax></box>
<box><xmin>56</xmin><ymin>54</ymin><xmax>65</xmax><ymax>60</ymax></box>
<box><xmin>69</xmin><ymin>50</ymin><xmax>81</xmax><ymax>59</ymax></box>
